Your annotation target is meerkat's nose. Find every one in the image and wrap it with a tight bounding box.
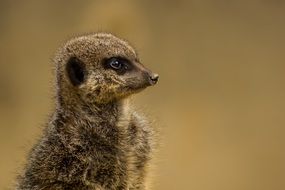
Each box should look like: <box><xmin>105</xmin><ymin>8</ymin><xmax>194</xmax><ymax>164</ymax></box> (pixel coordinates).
<box><xmin>149</xmin><ymin>73</ymin><xmax>159</xmax><ymax>85</ymax></box>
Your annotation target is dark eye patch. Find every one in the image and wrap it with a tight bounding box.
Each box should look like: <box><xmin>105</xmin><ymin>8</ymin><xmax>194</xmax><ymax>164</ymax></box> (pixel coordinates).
<box><xmin>103</xmin><ymin>57</ymin><xmax>133</xmax><ymax>75</ymax></box>
<box><xmin>66</xmin><ymin>57</ymin><xmax>86</xmax><ymax>86</ymax></box>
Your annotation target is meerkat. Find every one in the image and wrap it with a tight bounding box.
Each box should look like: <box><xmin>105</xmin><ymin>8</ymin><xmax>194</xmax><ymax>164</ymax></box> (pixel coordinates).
<box><xmin>16</xmin><ymin>33</ymin><xmax>159</xmax><ymax>190</ymax></box>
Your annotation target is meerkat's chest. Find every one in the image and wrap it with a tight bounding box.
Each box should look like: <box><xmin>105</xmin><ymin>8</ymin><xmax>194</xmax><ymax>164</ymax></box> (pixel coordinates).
<box><xmin>79</xmin><ymin>124</ymin><xmax>129</xmax><ymax>188</ymax></box>
<box><xmin>81</xmin><ymin>118</ymin><xmax>151</xmax><ymax>189</ymax></box>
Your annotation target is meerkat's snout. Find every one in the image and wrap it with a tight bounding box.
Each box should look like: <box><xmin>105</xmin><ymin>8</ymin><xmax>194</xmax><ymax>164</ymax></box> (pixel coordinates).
<box><xmin>149</xmin><ymin>73</ymin><xmax>159</xmax><ymax>85</ymax></box>
<box><xmin>143</xmin><ymin>71</ymin><xmax>159</xmax><ymax>86</ymax></box>
<box><xmin>135</xmin><ymin>62</ymin><xmax>159</xmax><ymax>86</ymax></box>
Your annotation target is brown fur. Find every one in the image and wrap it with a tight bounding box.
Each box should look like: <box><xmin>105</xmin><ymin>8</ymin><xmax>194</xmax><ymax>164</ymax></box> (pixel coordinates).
<box><xmin>16</xmin><ymin>33</ymin><xmax>158</xmax><ymax>190</ymax></box>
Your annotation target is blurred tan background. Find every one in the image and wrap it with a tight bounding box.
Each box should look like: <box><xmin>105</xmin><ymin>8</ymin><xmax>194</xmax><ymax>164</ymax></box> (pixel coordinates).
<box><xmin>1</xmin><ymin>0</ymin><xmax>285</xmax><ymax>189</ymax></box>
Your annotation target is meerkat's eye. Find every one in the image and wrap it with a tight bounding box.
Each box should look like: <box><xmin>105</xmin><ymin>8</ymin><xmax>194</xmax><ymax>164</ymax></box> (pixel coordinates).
<box><xmin>104</xmin><ymin>57</ymin><xmax>131</xmax><ymax>74</ymax></box>
<box><xmin>110</xmin><ymin>58</ymin><xmax>123</xmax><ymax>70</ymax></box>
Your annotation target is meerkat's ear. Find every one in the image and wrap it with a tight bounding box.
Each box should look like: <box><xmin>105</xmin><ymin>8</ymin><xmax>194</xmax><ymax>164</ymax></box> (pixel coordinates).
<box><xmin>66</xmin><ymin>57</ymin><xmax>86</xmax><ymax>86</ymax></box>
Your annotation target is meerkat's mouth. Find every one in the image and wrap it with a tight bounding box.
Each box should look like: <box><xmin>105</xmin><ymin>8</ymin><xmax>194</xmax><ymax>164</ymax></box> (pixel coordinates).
<box><xmin>125</xmin><ymin>85</ymin><xmax>146</xmax><ymax>93</ymax></box>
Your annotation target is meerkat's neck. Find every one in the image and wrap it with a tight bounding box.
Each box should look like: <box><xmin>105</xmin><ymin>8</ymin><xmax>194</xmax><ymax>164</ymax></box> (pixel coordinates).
<box><xmin>55</xmin><ymin>97</ymin><xmax>131</xmax><ymax>129</ymax></box>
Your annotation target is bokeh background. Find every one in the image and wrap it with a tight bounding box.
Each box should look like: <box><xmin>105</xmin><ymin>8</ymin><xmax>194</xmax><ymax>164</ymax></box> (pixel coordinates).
<box><xmin>1</xmin><ymin>0</ymin><xmax>285</xmax><ymax>189</ymax></box>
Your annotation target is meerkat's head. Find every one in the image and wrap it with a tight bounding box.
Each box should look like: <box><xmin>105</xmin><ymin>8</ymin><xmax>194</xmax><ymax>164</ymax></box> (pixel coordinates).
<box><xmin>55</xmin><ymin>33</ymin><xmax>158</xmax><ymax>106</ymax></box>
